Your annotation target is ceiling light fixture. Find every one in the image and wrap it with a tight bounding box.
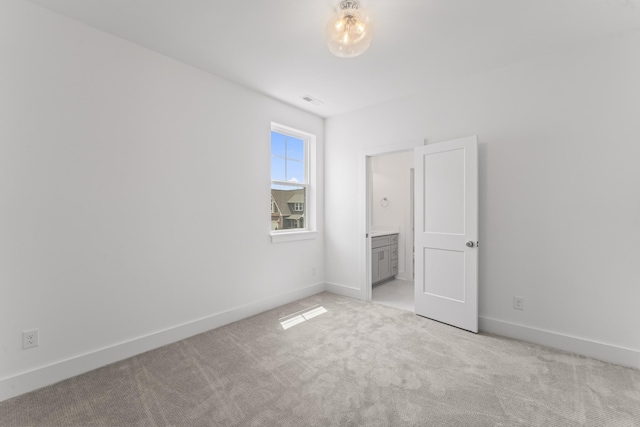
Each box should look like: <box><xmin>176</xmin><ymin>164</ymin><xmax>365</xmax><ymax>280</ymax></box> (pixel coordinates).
<box><xmin>326</xmin><ymin>0</ymin><xmax>372</xmax><ymax>58</ymax></box>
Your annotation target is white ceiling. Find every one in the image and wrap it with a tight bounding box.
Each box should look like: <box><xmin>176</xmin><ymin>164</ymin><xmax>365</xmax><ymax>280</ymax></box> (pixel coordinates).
<box><xmin>26</xmin><ymin>0</ymin><xmax>640</xmax><ymax>118</ymax></box>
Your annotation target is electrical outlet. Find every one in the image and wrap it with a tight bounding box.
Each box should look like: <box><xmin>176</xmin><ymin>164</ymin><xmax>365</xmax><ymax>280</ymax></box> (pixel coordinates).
<box><xmin>513</xmin><ymin>297</ymin><xmax>525</xmax><ymax>311</ymax></box>
<box><xmin>22</xmin><ymin>329</ymin><xmax>39</xmax><ymax>349</ymax></box>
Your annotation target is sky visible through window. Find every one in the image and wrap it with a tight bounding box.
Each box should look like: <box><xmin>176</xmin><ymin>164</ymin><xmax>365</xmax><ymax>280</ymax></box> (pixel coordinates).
<box><xmin>271</xmin><ymin>131</ymin><xmax>304</xmax><ymax>189</ymax></box>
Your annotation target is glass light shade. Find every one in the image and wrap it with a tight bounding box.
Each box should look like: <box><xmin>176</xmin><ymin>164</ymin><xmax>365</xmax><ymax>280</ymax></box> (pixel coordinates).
<box><xmin>326</xmin><ymin>1</ymin><xmax>372</xmax><ymax>58</ymax></box>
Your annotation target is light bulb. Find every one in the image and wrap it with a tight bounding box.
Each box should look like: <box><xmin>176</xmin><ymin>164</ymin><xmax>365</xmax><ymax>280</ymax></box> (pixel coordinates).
<box><xmin>326</xmin><ymin>0</ymin><xmax>372</xmax><ymax>58</ymax></box>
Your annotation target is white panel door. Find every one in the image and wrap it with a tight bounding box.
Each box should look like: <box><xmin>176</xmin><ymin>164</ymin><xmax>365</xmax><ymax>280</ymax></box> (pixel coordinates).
<box><xmin>414</xmin><ymin>136</ymin><xmax>478</xmax><ymax>333</ymax></box>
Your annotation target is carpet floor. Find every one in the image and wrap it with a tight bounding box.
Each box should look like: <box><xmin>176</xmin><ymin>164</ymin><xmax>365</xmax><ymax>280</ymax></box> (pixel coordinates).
<box><xmin>1</xmin><ymin>292</ymin><xmax>639</xmax><ymax>426</ymax></box>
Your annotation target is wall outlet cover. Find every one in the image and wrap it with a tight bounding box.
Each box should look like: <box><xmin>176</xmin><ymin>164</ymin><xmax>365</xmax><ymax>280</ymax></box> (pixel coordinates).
<box><xmin>22</xmin><ymin>329</ymin><xmax>39</xmax><ymax>349</ymax></box>
<box><xmin>513</xmin><ymin>297</ymin><xmax>525</xmax><ymax>311</ymax></box>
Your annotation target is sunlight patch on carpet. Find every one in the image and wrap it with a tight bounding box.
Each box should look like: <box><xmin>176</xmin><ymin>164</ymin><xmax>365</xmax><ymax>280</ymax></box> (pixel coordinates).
<box><xmin>279</xmin><ymin>305</ymin><xmax>328</xmax><ymax>330</ymax></box>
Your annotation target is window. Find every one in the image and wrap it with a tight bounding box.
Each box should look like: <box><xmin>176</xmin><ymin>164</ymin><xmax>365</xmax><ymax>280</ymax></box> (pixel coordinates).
<box><xmin>270</xmin><ymin>123</ymin><xmax>316</xmax><ymax>241</ymax></box>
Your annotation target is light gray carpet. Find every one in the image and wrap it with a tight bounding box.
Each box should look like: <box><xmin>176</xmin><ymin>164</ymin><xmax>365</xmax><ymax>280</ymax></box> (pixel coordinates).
<box><xmin>1</xmin><ymin>292</ymin><xmax>639</xmax><ymax>426</ymax></box>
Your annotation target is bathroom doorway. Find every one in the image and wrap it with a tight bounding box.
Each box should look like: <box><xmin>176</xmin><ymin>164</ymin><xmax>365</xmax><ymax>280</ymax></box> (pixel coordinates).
<box><xmin>367</xmin><ymin>150</ymin><xmax>415</xmax><ymax>312</ymax></box>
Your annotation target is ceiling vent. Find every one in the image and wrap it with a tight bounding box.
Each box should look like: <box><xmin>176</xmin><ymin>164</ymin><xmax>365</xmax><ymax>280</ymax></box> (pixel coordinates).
<box><xmin>301</xmin><ymin>95</ymin><xmax>323</xmax><ymax>106</ymax></box>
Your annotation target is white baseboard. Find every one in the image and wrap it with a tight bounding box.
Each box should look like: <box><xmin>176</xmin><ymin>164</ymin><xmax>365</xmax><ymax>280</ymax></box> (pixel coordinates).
<box><xmin>480</xmin><ymin>316</ymin><xmax>640</xmax><ymax>370</ymax></box>
<box><xmin>325</xmin><ymin>282</ymin><xmax>364</xmax><ymax>300</ymax></box>
<box><xmin>393</xmin><ymin>274</ymin><xmax>413</xmax><ymax>282</ymax></box>
<box><xmin>0</xmin><ymin>282</ymin><xmax>326</xmax><ymax>403</ymax></box>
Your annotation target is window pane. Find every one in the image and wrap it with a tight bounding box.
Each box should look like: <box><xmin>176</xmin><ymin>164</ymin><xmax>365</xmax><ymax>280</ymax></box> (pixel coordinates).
<box><xmin>285</xmin><ymin>137</ymin><xmax>304</xmax><ymax>182</ymax></box>
<box><xmin>286</xmin><ymin>158</ymin><xmax>304</xmax><ymax>183</ymax></box>
<box><xmin>284</xmin><ymin>137</ymin><xmax>304</xmax><ymax>162</ymax></box>
<box><xmin>271</xmin><ymin>132</ymin><xmax>286</xmax><ymax>157</ymax></box>
<box><xmin>271</xmin><ymin>156</ymin><xmax>286</xmax><ymax>182</ymax></box>
<box><xmin>270</xmin><ymin>186</ymin><xmax>306</xmax><ymax>231</ymax></box>
<box><xmin>271</xmin><ymin>131</ymin><xmax>305</xmax><ymax>183</ymax></box>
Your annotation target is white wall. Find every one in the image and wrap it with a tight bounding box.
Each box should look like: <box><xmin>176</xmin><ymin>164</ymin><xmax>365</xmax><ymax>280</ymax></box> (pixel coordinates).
<box><xmin>0</xmin><ymin>0</ymin><xmax>324</xmax><ymax>400</ymax></box>
<box><xmin>326</xmin><ymin>31</ymin><xmax>640</xmax><ymax>367</ymax></box>
<box><xmin>371</xmin><ymin>152</ymin><xmax>413</xmax><ymax>280</ymax></box>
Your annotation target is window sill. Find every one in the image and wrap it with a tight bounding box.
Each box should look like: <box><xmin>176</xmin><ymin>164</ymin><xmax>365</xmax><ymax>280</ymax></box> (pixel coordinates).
<box><xmin>271</xmin><ymin>231</ymin><xmax>318</xmax><ymax>243</ymax></box>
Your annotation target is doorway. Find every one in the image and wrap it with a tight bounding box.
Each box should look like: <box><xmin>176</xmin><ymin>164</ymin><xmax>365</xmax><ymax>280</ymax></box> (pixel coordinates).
<box><xmin>360</xmin><ymin>136</ymin><xmax>478</xmax><ymax>333</ymax></box>
<box><xmin>365</xmin><ymin>149</ymin><xmax>416</xmax><ymax>312</ymax></box>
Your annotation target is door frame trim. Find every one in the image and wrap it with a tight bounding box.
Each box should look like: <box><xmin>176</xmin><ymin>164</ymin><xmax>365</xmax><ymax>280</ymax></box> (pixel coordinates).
<box><xmin>359</xmin><ymin>140</ymin><xmax>425</xmax><ymax>302</ymax></box>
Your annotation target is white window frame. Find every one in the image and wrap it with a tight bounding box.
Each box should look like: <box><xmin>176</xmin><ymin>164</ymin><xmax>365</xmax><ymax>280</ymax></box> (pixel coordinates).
<box><xmin>270</xmin><ymin>123</ymin><xmax>317</xmax><ymax>243</ymax></box>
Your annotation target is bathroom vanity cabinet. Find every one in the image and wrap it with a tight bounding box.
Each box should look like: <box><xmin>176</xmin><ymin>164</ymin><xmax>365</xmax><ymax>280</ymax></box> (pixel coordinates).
<box><xmin>372</xmin><ymin>233</ymin><xmax>398</xmax><ymax>284</ymax></box>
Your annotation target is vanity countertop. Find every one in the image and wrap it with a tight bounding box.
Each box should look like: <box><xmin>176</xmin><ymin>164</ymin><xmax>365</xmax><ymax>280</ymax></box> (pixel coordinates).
<box><xmin>371</xmin><ymin>228</ymin><xmax>400</xmax><ymax>238</ymax></box>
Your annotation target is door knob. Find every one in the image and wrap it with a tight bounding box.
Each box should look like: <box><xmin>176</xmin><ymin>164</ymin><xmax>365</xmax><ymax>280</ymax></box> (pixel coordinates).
<box><xmin>466</xmin><ymin>241</ymin><xmax>475</xmax><ymax>248</ymax></box>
